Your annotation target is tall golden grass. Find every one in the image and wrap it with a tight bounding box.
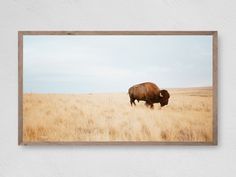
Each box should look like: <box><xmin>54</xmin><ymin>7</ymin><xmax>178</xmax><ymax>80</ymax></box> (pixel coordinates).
<box><xmin>23</xmin><ymin>88</ymin><xmax>213</xmax><ymax>142</ymax></box>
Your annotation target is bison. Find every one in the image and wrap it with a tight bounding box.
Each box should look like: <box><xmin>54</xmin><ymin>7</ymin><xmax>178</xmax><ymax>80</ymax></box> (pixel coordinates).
<box><xmin>128</xmin><ymin>82</ymin><xmax>170</xmax><ymax>109</ymax></box>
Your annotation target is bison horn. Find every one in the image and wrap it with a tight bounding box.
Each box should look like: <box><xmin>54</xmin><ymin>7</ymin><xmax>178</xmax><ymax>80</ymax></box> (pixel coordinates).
<box><xmin>160</xmin><ymin>92</ymin><xmax>163</xmax><ymax>97</ymax></box>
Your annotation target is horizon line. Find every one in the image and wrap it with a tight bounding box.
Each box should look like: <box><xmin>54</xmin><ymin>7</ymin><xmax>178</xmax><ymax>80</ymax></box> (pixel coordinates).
<box><xmin>23</xmin><ymin>86</ymin><xmax>212</xmax><ymax>94</ymax></box>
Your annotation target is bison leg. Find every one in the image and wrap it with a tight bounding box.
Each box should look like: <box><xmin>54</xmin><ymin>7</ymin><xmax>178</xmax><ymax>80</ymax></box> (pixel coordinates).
<box><xmin>145</xmin><ymin>101</ymin><xmax>154</xmax><ymax>109</ymax></box>
<box><xmin>130</xmin><ymin>98</ymin><xmax>136</xmax><ymax>106</ymax></box>
<box><xmin>150</xmin><ymin>103</ymin><xmax>154</xmax><ymax>109</ymax></box>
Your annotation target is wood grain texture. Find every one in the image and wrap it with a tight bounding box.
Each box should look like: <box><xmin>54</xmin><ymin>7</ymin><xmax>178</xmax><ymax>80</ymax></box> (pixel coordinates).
<box><xmin>213</xmin><ymin>31</ymin><xmax>218</xmax><ymax>145</ymax></box>
<box><xmin>18</xmin><ymin>32</ymin><xmax>23</xmax><ymax>145</ymax></box>
<box><xmin>18</xmin><ymin>31</ymin><xmax>218</xmax><ymax>145</ymax></box>
<box><xmin>18</xmin><ymin>31</ymin><xmax>216</xmax><ymax>35</ymax></box>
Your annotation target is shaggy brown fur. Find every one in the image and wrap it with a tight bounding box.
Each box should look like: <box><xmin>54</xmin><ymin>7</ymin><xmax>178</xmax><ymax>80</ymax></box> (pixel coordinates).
<box><xmin>128</xmin><ymin>82</ymin><xmax>170</xmax><ymax>108</ymax></box>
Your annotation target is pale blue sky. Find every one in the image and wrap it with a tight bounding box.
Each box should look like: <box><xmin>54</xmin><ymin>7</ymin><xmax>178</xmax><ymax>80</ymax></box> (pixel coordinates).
<box><xmin>23</xmin><ymin>35</ymin><xmax>212</xmax><ymax>93</ymax></box>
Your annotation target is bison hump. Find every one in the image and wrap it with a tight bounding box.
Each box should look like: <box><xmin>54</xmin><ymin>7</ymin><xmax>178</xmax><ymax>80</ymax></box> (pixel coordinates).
<box><xmin>142</xmin><ymin>82</ymin><xmax>160</xmax><ymax>93</ymax></box>
<box><xmin>128</xmin><ymin>82</ymin><xmax>161</xmax><ymax>100</ymax></box>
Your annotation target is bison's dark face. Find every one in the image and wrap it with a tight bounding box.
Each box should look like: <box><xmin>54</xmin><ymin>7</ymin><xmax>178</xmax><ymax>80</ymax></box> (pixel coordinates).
<box><xmin>159</xmin><ymin>90</ymin><xmax>170</xmax><ymax>107</ymax></box>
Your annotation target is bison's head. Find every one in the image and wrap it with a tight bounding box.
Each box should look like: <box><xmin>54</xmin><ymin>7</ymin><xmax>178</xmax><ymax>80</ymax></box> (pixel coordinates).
<box><xmin>159</xmin><ymin>89</ymin><xmax>170</xmax><ymax>107</ymax></box>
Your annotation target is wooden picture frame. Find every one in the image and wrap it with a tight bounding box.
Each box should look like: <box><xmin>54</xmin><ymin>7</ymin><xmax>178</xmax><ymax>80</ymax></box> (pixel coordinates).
<box><xmin>18</xmin><ymin>31</ymin><xmax>218</xmax><ymax>145</ymax></box>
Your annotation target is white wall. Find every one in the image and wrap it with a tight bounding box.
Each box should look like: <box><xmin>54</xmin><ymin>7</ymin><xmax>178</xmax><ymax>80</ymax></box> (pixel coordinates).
<box><xmin>0</xmin><ymin>0</ymin><xmax>236</xmax><ymax>177</ymax></box>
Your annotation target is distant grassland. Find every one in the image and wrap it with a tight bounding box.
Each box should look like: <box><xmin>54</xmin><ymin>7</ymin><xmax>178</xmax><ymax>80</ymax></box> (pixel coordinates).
<box><xmin>23</xmin><ymin>88</ymin><xmax>213</xmax><ymax>142</ymax></box>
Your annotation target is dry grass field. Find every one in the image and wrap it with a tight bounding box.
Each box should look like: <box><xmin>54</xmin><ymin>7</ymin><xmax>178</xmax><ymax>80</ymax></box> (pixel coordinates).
<box><xmin>23</xmin><ymin>88</ymin><xmax>213</xmax><ymax>143</ymax></box>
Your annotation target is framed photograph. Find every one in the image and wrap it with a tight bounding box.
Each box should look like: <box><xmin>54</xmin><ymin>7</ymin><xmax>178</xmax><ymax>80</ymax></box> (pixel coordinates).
<box><xmin>18</xmin><ymin>31</ymin><xmax>217</xmax><ymax>145</ymax></box>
